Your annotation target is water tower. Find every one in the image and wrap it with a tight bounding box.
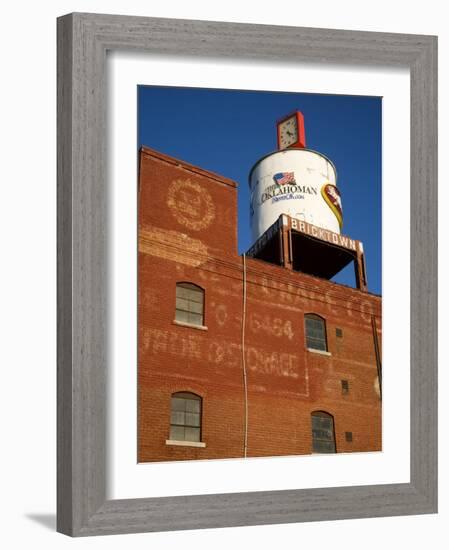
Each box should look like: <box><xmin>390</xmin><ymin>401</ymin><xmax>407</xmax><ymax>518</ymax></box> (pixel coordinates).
<box><xmin>246</xmin><ymin>111</ymin><xmax>368</xmax><ymax>291</ymax></box>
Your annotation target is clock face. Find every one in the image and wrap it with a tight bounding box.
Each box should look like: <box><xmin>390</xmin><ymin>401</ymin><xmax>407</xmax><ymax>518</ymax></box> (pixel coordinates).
<box><xmin>278</xmin><ymin>116</ymin><xmax>298</xmax><ymax>149</ymax></box>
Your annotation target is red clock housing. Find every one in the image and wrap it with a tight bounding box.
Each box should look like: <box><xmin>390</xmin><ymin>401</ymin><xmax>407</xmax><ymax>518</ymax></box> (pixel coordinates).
<box><xmin>276</xmin><ymin>111</ymin><xmax>307</xmax><ymax>150</ymax></box>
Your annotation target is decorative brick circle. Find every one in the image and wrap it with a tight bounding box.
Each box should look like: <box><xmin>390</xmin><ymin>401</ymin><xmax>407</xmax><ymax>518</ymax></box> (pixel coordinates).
<box><xmin>167</xmin><ymin>179</ymin><xmax>215</xmax><ymax>231</ymax></box>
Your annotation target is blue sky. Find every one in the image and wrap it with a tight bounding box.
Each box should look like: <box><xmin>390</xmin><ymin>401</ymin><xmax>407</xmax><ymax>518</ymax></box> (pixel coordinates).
<box><xmin>138</xmin><ymin>86</ymin><xmax>382</xmax><ymax>295</ymax></box>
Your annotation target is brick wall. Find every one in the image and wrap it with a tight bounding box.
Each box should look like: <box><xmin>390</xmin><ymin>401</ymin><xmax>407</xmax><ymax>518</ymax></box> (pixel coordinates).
<box><xmin>138</xmin><ymin>146</ymin><xmax>382</xmax><ymax>463</ymax></box>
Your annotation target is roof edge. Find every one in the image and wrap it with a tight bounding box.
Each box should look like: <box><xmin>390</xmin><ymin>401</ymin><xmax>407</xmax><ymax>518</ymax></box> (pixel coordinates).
<box><xmin>140</xmin><ymin>146</ymin><xmax>238</xmax><ymax>188</ymax></box>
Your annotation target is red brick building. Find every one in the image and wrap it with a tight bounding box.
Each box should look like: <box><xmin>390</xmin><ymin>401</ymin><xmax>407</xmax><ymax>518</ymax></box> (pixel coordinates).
<box><xmin>138</xmin><ymin>145</ymin><xmax>382</xmax><ymax>463</ymax></box>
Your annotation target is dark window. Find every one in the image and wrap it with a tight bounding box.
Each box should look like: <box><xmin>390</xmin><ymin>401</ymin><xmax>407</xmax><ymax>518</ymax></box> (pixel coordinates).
<box><xmin>169</xmin><ymin>392</ymin><xmax>202</xmax><ymax>442</ymax></box>
<box><xmin>175</xmin><ymin>283</ymin><xmax>204</xmax><ymax>326</ymax></box>
<box><xmin>311</xmin><ymin>411</ymin><xmax>336</xmax><ymax>453</ymax></box>
<box><xmin>345</xmin><ymin>431</ymin><xmax>353</xmax><ymax>442</ymax></box>
<box><xmin>305</xmin><ymin>314</ymin><xmax>327</xmax><ymax>351</ymax></box>
<box><xmin>341</xmin><ymin>380</ymin><xmax>349</xmax><ymax>394</ymax></box>
<box><xmin>336</xmin><ymin>328</ymin><xmax>343</xmax><ymax>338</ymax></box>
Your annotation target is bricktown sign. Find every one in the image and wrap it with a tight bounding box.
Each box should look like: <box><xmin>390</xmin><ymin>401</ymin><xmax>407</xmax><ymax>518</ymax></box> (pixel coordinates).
<box><xmin>247</xmin><ymin>214</ymin><xmax>360</xmax><ymax>258</ymax></box>
<box><xmin>289</xmin><ymin>217</ymin><xmax>359</xmax><ymax>252</ymax></box>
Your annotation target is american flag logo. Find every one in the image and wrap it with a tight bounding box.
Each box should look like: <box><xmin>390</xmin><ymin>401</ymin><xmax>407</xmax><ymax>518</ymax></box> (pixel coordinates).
<box><xmin>273</xmin><ymin>172</ymin><xmax>296</xmax><ymax>185</ymax></box>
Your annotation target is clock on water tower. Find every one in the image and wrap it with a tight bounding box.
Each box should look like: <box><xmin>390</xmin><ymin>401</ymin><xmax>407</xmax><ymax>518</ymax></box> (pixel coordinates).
<box><xmin>277</xmin><ymin>111</ymin><xmax>306</xmax><ymax>149</ymax></box>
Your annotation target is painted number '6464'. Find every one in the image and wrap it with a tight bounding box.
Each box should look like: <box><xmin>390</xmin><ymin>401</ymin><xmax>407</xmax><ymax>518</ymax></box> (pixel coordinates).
<box><xmin>249</xmin><ymin>313</ymin><xmax>294</xmax><ymax>340</ymax></box>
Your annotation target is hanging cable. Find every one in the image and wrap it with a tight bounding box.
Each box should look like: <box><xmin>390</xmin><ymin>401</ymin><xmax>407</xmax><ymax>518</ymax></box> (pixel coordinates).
<box><xmin>241</xmin><ymin>253</ymin><xmax>248</xmax><ymax>458</ymax></box>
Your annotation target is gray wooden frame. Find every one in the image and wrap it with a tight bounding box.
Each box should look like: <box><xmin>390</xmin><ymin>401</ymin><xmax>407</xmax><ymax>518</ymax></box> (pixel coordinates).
<box><xmin>57</xmin><ymin>12</ymin><xmax>437</xmax><ymax>537</ymax></box>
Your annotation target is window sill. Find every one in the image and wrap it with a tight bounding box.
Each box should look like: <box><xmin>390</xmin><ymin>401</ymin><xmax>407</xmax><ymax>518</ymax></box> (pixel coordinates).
<box><xmin>307</xmin><ymin>348</ymin><xmax>331</xmax><ymax>356</ymax></box>
<box><xmin>173</xmin><ymin>320</ymin><xmax>208</xmax><ymax>331</ymax></box>
<box><xmin>311</xmin><ymin>451</ymin><xmax>336</xmax><ymax>455</ymax></box>
<box><xmin>165</xmin><ymin>440</ymin><xmax>206</xmax><ymax>448</ymax></box>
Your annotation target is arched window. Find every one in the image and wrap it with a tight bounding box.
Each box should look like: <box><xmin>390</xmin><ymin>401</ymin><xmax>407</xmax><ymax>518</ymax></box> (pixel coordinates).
<box><xmin>169</xmin><ymin>392</ymin><xmax>202</xmax><ymax>442</ymax></box>
<box><xmin>175</xmin><ymin>282</ymin><xmax>204</xmax><ymax>326</ymax></box>
<box><xmin>311</xmin><ymin>411</ymin><xmax>336</xmax><ymax>453</ymax></box>
<box><xmin>305</xmin><ymin>313</ymin><xmax>327</xmax><ymax>351</ymax></box>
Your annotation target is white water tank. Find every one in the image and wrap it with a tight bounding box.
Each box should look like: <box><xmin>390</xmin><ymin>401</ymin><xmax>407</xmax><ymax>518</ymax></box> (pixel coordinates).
<box><xmin>249</xmin><ymin>148</ymin><xmax>342</xmax><ymax>243</ymax></box>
